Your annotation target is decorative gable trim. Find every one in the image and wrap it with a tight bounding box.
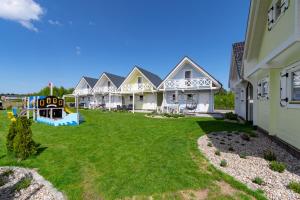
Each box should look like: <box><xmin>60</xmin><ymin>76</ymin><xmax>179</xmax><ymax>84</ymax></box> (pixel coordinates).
<box><xmin>93</xmin><ymin>73</ymin><xmax>118</xmax><ymax>90</ymax></box>
<box><xmin>118</xmin><ymin>67</ymin><xmax>157</xmax><ymax>90</ymax></box>
<box><xmin>74</xmin><ymin>77</ymin><xmax>91</xmax><ymax>92</ymax></box>
<box><xmin>158</xmin><ymin>57</ymin><xmax>222</xmax><ymax>89</ymax></box>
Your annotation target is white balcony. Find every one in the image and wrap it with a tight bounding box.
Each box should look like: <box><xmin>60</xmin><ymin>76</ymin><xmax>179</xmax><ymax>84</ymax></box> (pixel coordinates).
<box><xmin>164</xmin><ymin>78</ymin><xmax>212</xmax><ymax>90</ymax></box>
<box><xmin>93</xmin><ymin>86</ymin><xmax>116</xmax><ymax>94</ymax></box>
<box><xmin>120</xmin><ymin>83</ymin><xmax>153</xmax><ymax>93</ymax></box>
<box><xmin>73</xmin><ymin>88</ymin><xmax>92</xmax><ymax>96</ymax></box>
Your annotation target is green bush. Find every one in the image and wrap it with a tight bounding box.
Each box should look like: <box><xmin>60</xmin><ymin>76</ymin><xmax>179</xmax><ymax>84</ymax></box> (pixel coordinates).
<box><xmin>214</xmin><ymin>90</ymin><xmax>235</xmax><ymax>110</ymax></box>
<box><xmin>220</xmin><ymin>159</ymin><xmax>227</xmax><ymax>167</ymax></box>
<box><xmin>215</xmin><ymin>150</ymin><xmax>221</xmax><ymax>156</ymax></box>
<box><xmin>288</xmin><ymin>181</ymin><xmax>300</xmax><ymax>194</ymax></box>
<box><xmin>239</xmin><ymin>153</ymin><xmax>247</xmax><ymax>159</ymax></box>
<box><xmin>7</xmin><ymin>121</ymin><xmax>18</xmax><ymax>153</ymax></box>
<box><xmin>263</xmin><ymin>150</ymin><xmax>277</xmax><ymax>161</ymax></box>
<box><xmin>15</xmin><ymin>177</ymin><xmax>32</xmax><ymax>191</ymax></box>
<box><xmin>269</xmin><ymin>161</ymin><xmax>285</xmax><ymax>173</ymax></box>
<box><xmin>224</xmin><ymin>112</ymin><xmax>238</xmax><ymax>120</ymax></box>
<box><xmin>7</xmin><ymin>117</ymin><xmax>37</xmax><ymax>160</ymax></box>
<box><xmin>252</xmin><ymin>177</ymin><xmax>264</xmax><ymax>185</ymax></box>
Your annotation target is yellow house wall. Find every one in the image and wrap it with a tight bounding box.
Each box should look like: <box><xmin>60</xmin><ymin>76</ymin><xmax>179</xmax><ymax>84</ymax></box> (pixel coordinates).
<box><xmin>126</xmin><ymin>70</ymin><xmax>154</xmax><ymax>92</ymax></box>
<box><xmin>258</xmin><ymin>0</ymin><xmax>295</xmax><ymax>63</ymax></box>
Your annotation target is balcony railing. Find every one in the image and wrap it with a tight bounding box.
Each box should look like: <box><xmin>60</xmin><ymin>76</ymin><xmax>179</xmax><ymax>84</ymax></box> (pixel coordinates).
<box><xmin>93</xmin><ymin>86</ymin><xmax>116</xmax><ymax>94</ymax></box>
<box><xmin>120</xmin><ymin>83</ymin><xmax>153</xmax><ymax>93</ymax></box>
<box><xmin>164</xmin><ymin>78</ymin><xmax>212</xmax><ymax>90</ymax></box>
<box><xmin>73</xmin><ymin>88</ymin><xmax>92</xmax><ymax>95</ymax></box>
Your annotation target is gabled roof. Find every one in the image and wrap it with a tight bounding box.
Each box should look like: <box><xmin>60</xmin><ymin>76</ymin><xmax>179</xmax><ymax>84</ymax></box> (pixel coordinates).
<box><xmin>232</xmin><ymin>42</ymin><xmax>245</xmax><ymax>78</ymax></box>
<box><xmin>158</xmin><ymin>56</ymin><xmax>222</xmax><ymax>89</ymax></box>
<box><xmin>135</xmin><ymin>66</ymin><xmax>162</xmax><ymax>87</ymax></box>
<box><xmin>119</xmin><ymin>66</ymin><xmax>162</xmax><ymax>89</ymax></box>
<box><xmin>102</xmin><ymin>72</ymin><xmax>125</xmax><ymax>88</ymax></box>
<box><xmin>82</xmin><ymin>76</ymin><xmax>98</xmax><ymax>88</ymax></box>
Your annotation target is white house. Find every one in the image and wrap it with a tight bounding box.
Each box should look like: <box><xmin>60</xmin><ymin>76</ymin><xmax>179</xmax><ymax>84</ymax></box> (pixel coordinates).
<box><xmin>92</xmin><ymin>72</ymin><xmax>125</xmax><ymax>109</ymax></box>
<box><xmin>158</xmin><ymin>57</ymin><xmax>222</xmax><ymax>113</ymax></box>
<box><xmin>228</xmin><ymin>42</ymin><xmax>252</xmax><ymax>121</ymax></box>
<box><xmin>118</xmin><ymin>66</ymin><xmax>162</xmax><ymax>112</ymax></box>
<box><xmin>73</xmin><ymin>76</ymin><xmax>98</xmax><ymax>108</ymax></box>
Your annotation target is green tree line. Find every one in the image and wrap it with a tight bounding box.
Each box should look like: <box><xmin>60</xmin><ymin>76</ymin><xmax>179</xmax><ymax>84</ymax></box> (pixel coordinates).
<box><xmin>214</xmin><ymin>89</ymin><xmax>235</xmax><ymax>110</ymax></box>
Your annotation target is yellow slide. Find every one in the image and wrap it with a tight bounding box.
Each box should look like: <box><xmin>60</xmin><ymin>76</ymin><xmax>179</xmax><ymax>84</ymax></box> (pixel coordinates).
<box><xmin>64</xmin><ymin>107</ymin><xmax>73</xmax><ymax>114</ymax></box>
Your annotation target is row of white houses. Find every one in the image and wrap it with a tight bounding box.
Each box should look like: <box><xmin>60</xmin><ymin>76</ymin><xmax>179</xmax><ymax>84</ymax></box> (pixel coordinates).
<box><xmin>73</xmin><ymin>57</ymin><xmax>222</xmax><ymax>113</ymax></box>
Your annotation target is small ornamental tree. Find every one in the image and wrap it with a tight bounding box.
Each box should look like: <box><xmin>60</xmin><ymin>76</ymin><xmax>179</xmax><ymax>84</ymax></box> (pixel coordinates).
<box><xmin>7</xmin><ymin>117</ymin><xmax>37</xmax><ymax>160</ymax></box>
<box><xmin>6</xmin><ymin>121</ymin><xmax>17</xmax><ymax>153</ymax></box>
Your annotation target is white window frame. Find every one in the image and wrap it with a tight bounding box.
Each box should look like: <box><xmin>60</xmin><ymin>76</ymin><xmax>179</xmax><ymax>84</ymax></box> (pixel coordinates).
<box><xmin>137</xmin><ymin>76</ymin><xmax>143</xmax><ymax>84</ymax></box>
<box><xmin>285</xmin><ymin>64</ymin><xmax>300</xmax><ymax>108</ymax></box>
<box><xmin>186</xmin><ymin>93</ymin><xmax>194</xmax><ymax>101</ymax></box>
<box><xmin>258</xmin><ymin>77</ymin><xmax>269</xmax><ymax>100</ymax></box>
<box><xmin>268</xmin><ymin>0</ymin><xmax>289</xmax><ymax>31</ymax></box>
<box><xmin>184</xmin><ymin>70</ymin><xmax>192</xmax><ymax>79</ymax></box>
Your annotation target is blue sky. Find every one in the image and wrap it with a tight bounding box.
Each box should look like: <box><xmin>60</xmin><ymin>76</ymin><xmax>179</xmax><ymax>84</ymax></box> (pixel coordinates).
<box><xmin>0</xmin><ymin>0</ymin><xmax>250</xmax><ymax>93</ymax></box>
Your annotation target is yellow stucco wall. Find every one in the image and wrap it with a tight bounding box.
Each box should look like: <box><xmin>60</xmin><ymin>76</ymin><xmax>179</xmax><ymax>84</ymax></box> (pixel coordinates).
<box><xmin>126</xmin><ymin>70</ymin><xmax>154</xmax><ymax>92</ymax></box>
<box><xmin>258</xmin><ymin>0</ymin><xmax>295</xmax><ymax>63</ymax></box>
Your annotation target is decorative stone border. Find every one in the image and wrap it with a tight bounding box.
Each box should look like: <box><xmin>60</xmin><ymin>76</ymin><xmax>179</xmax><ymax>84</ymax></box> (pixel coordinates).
<box><xmin>198</xmin><ymin>131</ymin><xmax>300</xmax><ymax>200</ymax></box>
<box><xmin>0</xmin><ymin>167</ymin><xmax>66</xmax><ymax>200</ymax></box>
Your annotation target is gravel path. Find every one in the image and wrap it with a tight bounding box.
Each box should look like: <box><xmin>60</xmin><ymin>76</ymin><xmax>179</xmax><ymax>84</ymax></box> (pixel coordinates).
<box><xmin>0</xmin><ymin>167</ymin><xmax>66</xmax><ymax>200</ymax></box>
<box><xmin>198</xmin><ymin>131</ymin><xmax>300</xmax><ymax>200</ymax></box>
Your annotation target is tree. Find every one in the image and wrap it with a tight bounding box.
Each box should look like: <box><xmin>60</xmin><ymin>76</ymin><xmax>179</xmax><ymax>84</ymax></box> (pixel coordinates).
<box><xmin>7</xmin><ymin>117</ymin><xmax>37</xmax><ymax>160</ymax></box>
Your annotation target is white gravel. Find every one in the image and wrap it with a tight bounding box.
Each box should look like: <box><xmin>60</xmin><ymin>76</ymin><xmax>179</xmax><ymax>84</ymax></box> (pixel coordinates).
<box><xmin>0</xmin><ymin>167</ymin><xmax>66</xmax><ymax>200</ymax></box>
<box><xmin>198</xmin><ymin>131</ymin><xmax>300</xmax><ymax>200</ymax></box>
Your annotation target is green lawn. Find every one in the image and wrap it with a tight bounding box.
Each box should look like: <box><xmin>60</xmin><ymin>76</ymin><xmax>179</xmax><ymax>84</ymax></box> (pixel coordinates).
<box><xmin>0</xmin><ymin>110</ymin><xmax>266</xmax><ymax>200</ymax></box>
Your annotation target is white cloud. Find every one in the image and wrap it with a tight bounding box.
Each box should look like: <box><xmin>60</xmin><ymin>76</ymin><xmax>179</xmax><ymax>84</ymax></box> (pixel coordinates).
<box><xmin>48</xmin><ymin>19</ymin><xmax>62</xmax><ymax>26</ymax></box>
<box><xmin>0</xmin><ymin>0</ymin><xmax>44</xmax><ymax>32</ymax></box>
<box><xmin>76</xmin><ymin>46</ymin><xmax>81</xmax><ymax>55</ymax></box>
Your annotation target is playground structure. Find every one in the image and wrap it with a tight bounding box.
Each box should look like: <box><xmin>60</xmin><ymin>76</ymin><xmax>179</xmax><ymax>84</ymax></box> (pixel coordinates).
<box><xmin>16</xmin><ymin>95</ymin><xmax>81</xmax><ymax>126</ymax></box>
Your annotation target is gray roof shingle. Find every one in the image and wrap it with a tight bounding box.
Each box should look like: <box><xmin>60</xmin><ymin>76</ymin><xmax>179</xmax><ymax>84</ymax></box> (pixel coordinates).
<box><xmin>135</xmin><ymin>66</ymin><xmax>162</xmax><ymax>88</ymax></box>
<box><xmin>104</xmin><ymin>72</ymin><xmax>125</xmax><ymax>88</ymax></box>
<box><xmin>232</xmin><ymin>42</ymin><xmax>245</xmax><ymax>78</ymax></box>
<box><xmin>83</xmin><ymin>76</ymin><xmax>98</xmax><ymax>88</ymax></box>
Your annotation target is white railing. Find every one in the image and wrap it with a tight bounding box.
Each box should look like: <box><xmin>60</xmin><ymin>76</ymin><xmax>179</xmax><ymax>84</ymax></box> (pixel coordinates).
<box><xmin>73</xmin><ymin>88</ymin><xmax>92</xmax><ymax>95</ymax></box>
<box><xmin>93</xmin><ymin>86</ymin><xmax>116</xmax><ymax>94</ymax></box>
<box><xmin>120</xmin><ymin>83</ymin><xmax>153</xmax><ymax>93</ymax></box>
<box><xmin>164</xmin><ymin>78</ymin><xmax>212</xmax><ymax>90</ymax></box>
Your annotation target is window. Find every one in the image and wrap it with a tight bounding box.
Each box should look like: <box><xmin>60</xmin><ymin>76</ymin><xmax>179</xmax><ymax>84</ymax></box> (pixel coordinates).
<box><xmin>172</xmin><ymin>94</ymin><xmax>176</xmax><ymax>101</ymax></box>
<box><xmin>137</xmin><ymin>77</ymin><xmax>142</xmax><ymax>84</ymax></box>
<box><xmin>268</xmin><ymin>0</ymin><xmax>289</xmax><ymax>31</ymax></box>
<box><xmin>185</xmin><ymin>71</ymin><xmax>191</xmax><ymax>79</ymax></box>
<box><xmin>139</xmin><ymin>95</ymin><xmax>144</xmax><ymax>101</ymax></box>
<box><xmin>292</xmin><ymin>70</ymin><xmax>300</xmax><ymax>101</ymax></box>
<box><xmin>261</xmin><ymin>81</ymin><xmax>269</xmax><ymax>97</ymax></box>
<box><xmin>108</xmin><ymin>81</ymin><xmax>111</xmax><ymax>88</ymax></box>
<box><xmin>187</xmin><ymin>94</ymin><xmax>193</xmax><ymax>101</ymax></box>
<box><xmin>88</xmin><ymin>97</ymin><xmax>90</xmax><ymax>101</ymax></box>
<box><xmin>129</xmin><ymin>96</ymin><xmax>133</xmax><ymax>102</ymax></box>
<box><xmin>87</xmin><ymin>85</ymin><xmax>90</xmax><ymax>89</ymax></box>
<box><xmin>257</xmin><ymin>78</ymin><xmax>269</xmax><ymax>99</ymax></box>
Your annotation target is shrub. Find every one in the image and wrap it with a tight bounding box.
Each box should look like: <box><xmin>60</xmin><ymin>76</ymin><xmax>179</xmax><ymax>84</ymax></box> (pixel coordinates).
<box><xmin>207</xmin><ymin>142</ymin><xmax>212</xmax><ymax>147</ymax></box>
<box><xmin>269</xmin><ymin>161</ymin><xmax>285</xmax><ymax>173</ymax></box>
<box><xmin>224</xmin><ymin>112</ymin><xmax>238</xmax><ymax>120</ymax></box>
<box><xmin>15</xmin><ymin>177</ymin><xmax>32</xmax><ymax>191</ymax></box>
<box><xmin>6</xmin><ymin>121</ymin><xmax>18</xmax><ymax>153</ymax></box>
<box><xmin>7</xmin><ymin>117</ymin><xmax>37</xmax><ymax>160</ymax></box>
<box><xmin>215</xmin><ymin>150</ymin><xmax>221</xmax><ymax>156</ymax></box>
<box><xmin>263</xmin><ymin>150</ymin><xmax>277</xmax><ymax>161</ymax></box>
<box><xmin>288</xmin><ymin>181</ymin><xmax>300</xmax><ymax>194</ymax></box>
<box><xmin>239</xmin><ymin>153</ymin><xmax>247</xmax><ymax>159</ymax></box>
<box><xmin>252</xmin><ymin>177</ymin><xmax>264</xmax><ymax>185</ymax></box>
<box><xmin>220</xmin><ymin>159</ymin><xmax>227</xmax><ymax>167</ymax></box>
<box><xmin>241</xmin><ymin>133</ymin><xmax>250</xmax><ymax>141</ymax></box>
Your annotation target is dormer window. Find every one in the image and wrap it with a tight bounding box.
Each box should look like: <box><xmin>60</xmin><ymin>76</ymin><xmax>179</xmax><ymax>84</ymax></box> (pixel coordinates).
<box><xmin>268</xmin><ymin>0</ymin><xmax>289</xmax><ymax>31</ymax></box>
